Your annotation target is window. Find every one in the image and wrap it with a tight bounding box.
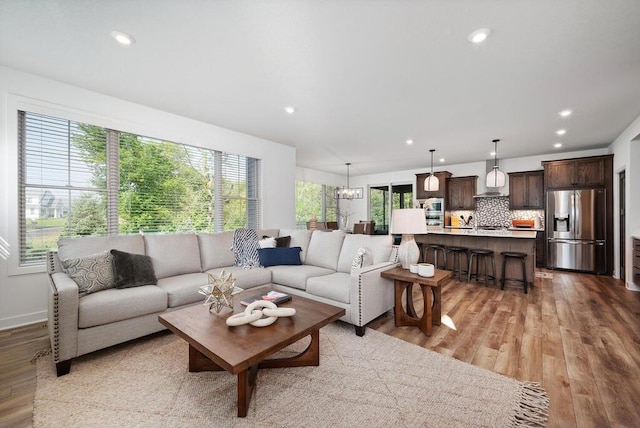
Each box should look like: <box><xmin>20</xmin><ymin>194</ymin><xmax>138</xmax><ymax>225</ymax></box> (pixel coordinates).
<box><xmin>18</xmin><ymin>111</ymin><xmax>261</xmax><ymax>266</ymax></box>
<box><xmin>295</xmin><ymin>181</ymin><xmax>338</xmax><ymax>228</ymax></box>
<box><xmin>369</xmin><ymin>183</ymin><xmax>413</xmax><ymax>234</ymax></box>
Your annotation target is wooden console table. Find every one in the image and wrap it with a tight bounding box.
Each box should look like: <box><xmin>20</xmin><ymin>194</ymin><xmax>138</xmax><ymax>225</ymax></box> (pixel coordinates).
<box><xmin>381</xmin><ymin>267</ymin><xmax>453</xmax><ymax>336</ymax></box>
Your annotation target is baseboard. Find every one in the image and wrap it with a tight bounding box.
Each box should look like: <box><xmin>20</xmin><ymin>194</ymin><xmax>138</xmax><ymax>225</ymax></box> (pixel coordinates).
<box><xmin>0</xmin><ymin>310</ymin><xmax>47</xmax><ymax>331</ymax></box>
<box><xmin>625</xmin><ymin>280</ymin><xmax>640</xmax><ymax>292</ymax></box>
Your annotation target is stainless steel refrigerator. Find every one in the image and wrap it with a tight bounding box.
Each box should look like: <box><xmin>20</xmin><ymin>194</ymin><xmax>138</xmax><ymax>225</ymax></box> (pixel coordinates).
<box><xmin>546</xmin><ymin>189</ymin><xmax>607</xmax><ymax>273</ymax></box>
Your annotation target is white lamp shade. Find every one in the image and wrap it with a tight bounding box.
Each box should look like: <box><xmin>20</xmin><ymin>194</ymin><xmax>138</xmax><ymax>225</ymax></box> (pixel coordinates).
<box><xmin>424</xmin><ymin>174</ymin><xmax>439</xmax><ymax>191</ymax></box>
<box><xmin>486</xmin><ymin>168</ymin><xmax>506</xmax><ymax>188</ymax></box>
<box><xmin>390</xmin><ymin>209</ymin><xmax>428</xmax><ymax>235</ymax></box>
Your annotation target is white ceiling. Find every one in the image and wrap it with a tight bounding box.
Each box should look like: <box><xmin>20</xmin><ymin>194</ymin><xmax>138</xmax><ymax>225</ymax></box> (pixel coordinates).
<box><xmin>1</xmin><ymin>0</ymin><xmax>639</xmax><ymax>176</ymax></box>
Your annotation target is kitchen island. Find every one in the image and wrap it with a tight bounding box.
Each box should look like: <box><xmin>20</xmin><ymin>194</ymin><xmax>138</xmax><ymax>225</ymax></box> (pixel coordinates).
<box><xmin>416</xmin><ymin>228</ymin><xmax>537</xmax><ymax>288</ymax></box>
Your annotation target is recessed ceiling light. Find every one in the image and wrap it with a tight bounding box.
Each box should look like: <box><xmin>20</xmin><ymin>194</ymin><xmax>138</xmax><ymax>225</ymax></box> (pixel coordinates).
<box><xmin>284</xmin><ymin>106</ymin><xmax>296</xmax><ymax>114</ymax></box>
<box><xmin>111</xmin><ymin>30</ymin><xmax>135</xmax><ymax>46</ymax></box>
<box><xmin>556</xmin><ymin>129</ymin><xmax>567</xmax><ymax>136</ymax></box>
<box><xmin>406</xmin><ymin>139</ymin><xmax>414</xmax><ymax>145</ymax></box>
<box><xmin>554</xmin><ymin>143</ymin><xmax>563</xmax><ymax>148</ymax></box>
<box><xmin>468</xmin><ymin>28</ymin><xmax>491</xmax><ymax>44</ymax></box>
<box><xmin>490</xmin><ymin>151</ymin><xmax>496</xmax><ymax>156</ymax></box>
<box><xmin>559</xmin><ymin>109</ymin><xmax>573</xmax><ymax>117</ymax></box>
<box><xmin>439</xmin><ymin>158</ymin><xmax>445</xmax><ymax>163</ymax></box>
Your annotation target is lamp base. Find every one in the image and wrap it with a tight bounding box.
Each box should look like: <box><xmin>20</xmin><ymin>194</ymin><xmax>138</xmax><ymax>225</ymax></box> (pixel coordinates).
<box><xmin>397</xmin><ymin>234</ymin><xmax>420</xmax><ymax>269</ymax></box>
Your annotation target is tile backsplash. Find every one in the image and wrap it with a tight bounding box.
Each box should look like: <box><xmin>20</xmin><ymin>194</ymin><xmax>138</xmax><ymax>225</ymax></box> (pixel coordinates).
<box><xmin>449</xmin><ymin>196</ymin><xmax>544</xmax><ymax>228</ymax></box>
<box><xmin>475</xmin><ymin>197</ymin><xmax>511</xmax><ymax>227</ymax></box>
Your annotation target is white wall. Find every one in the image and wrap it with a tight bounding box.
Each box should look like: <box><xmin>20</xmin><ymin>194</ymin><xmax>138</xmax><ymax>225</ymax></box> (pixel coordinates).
<box><xmin>0</xmin><ymin>66</ymin><xmax>297</xmax><ymax>329</ymax></box>
<box><xmin>610</xmin><ymin>114</ymin><xmax>640</xmax><ymax>290</ymax></box>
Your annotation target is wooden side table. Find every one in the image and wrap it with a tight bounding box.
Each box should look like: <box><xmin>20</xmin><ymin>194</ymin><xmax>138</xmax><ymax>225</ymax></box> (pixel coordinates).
<box><xmin>380</xmin><ymin>266</ymin><xmax>453</xmax><ymax>336</ymax></box>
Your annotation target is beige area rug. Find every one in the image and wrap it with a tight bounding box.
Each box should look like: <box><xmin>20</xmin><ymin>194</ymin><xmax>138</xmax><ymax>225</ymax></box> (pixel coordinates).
<box><xmin>34</xmin><ymin>322</ymin><xmax>548</xmax><ymax>428</ymax></box>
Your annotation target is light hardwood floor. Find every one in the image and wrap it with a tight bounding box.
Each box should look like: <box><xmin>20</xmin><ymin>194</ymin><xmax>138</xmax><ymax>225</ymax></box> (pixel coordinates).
<box><xmin>1</xmin><ymin>269</ymin><xmax>639</xmax><ymax>427</ymax></box>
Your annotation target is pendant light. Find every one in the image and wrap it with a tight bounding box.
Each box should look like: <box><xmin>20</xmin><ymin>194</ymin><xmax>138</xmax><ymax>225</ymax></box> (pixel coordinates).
<box><xmin>424</xmin><ymin>149</ymin><xmax>439</xmax><ymax>191</ymax></box>
<box><xmin>335</xmin><ymin>162</ymin><xmax>363</xmax><ymax>199</ymax></box>
<box><xmin>486</xmin><ymin>139</ymin><xmax>506</xmax><ymax>188</ymax></box>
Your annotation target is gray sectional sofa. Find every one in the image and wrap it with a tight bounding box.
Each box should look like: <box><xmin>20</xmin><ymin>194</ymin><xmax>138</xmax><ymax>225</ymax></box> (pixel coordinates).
<box><xmin>47</xmin><ymin>228</ymin><xmax>398</xmax><ymax>376</ymax></box>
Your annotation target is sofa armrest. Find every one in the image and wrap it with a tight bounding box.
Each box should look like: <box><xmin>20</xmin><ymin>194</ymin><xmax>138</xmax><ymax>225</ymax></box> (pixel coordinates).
<box><xmin>349</xmin><ymin>261</ymin><xmax>399</xmax><ymax>327</ymax></box>
<box><xmin>48</xmin><ymin>272</ymin><xmax>80</xmax><ymax>363</ymax></box>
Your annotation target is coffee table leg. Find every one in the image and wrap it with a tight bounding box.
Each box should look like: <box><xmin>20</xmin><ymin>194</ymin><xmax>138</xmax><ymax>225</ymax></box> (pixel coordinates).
<box><xmin>259</xmin><ymin>330</ymin><xmax>320</xmax><ymax>368</ymax></box>
<box><xmin>237</xmin><ymin>365</ymin><xmax>259</xmax><ymax>417</ymax></box>
<box><xmin>188</xmin><ymin>344</ymin><xmax>224</xmax><ymax>372</ymax></box>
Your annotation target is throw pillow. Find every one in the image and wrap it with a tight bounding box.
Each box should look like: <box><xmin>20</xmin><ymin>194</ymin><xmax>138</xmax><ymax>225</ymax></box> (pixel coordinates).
<box><xmin>261</xmin><ymin>235</ymin><xmax>291</xmax><ymax>248</ymax></box>
<box><xmin>257</xmin><ymin>247</ymin><xmax>302</xmax><ymax>267</ymax></box>
<box><xmin>258</xmin><ymin>236</ymin><xmax>277</xmax><ymax>249</ymax></box>
<box><xmin>61</xmin><ymin>251</ymin><xmax>116</xmax><ymax>297</ymax></box>
<box><xmin>232</xmin><ymin>228</ymin><xmax>261</xmax><ymax>268</ymax></box>
<box><xmin>351</xmin><ymin>247</ymin><xmax>367</xmax><ymax>272</ymax></box>
<box><xmin>110</xmin><ymin>249</ymin><xmax>157</xmax><ymax>289</ymax></box>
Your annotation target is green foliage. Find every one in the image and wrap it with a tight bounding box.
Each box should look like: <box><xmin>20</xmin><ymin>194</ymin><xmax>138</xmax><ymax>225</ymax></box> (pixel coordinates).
<box><xmin>71</xmin><ymin>126</ymin><xmax>252</xmax><ymax>235</ymax></box>
<box><xmin>296</xmin><ymin>182</ymin><xmax>323</xmax><ymax>222</ymax></box>
<box><xmin>65</xmin><ymin>193</ymin><xmax>107</xmax><ymax>236</ymax></box>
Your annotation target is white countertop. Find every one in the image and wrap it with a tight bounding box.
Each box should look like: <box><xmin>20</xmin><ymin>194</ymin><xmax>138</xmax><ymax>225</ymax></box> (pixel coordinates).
<box><xmin>424</xmin><ymin>228</ymin><xmax>537</xmax><ymax>239</ymax></box>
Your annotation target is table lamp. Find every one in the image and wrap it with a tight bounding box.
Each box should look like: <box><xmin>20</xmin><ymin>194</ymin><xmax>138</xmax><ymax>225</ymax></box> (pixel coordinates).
<box><xmin>390</xmin><ymin>208</ymin><xmax>428</xmax><ymax>269</ymax></box>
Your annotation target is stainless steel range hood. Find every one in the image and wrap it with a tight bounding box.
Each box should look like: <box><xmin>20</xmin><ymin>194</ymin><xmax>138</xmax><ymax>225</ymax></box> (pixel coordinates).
<box><xmin>473</xmin><ymin>160</ymin><xmax>509</xmax><ymax>198</ymax></box>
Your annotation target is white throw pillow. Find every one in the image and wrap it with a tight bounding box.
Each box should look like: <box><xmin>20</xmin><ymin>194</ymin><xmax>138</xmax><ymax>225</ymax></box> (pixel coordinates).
<box><xmin>351</xmin><ymin>247</ymin><xmax>373</xmax><ymax>272</ymax></box>
<box><xmin>258</xmin><ymin>236</ymin><xmax>277</xmax><ymax>248</ymax></box>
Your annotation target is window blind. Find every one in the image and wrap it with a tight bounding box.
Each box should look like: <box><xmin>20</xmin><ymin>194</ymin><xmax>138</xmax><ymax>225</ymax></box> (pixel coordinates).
<box><xmin>17</xmin><ymin>110</ymin><xmax>262</xmax><ymax>267</ymax></box>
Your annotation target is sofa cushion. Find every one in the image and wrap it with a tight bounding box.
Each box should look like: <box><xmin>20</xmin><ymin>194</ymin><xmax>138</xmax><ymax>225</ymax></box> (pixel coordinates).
<box><xmin>257</xmin><ymin>247</ymin><xmax>302</xmax><ymax>267</ymax></box>
<box><xmin>144</xmin><ymin>234</ymin><xmax>202</xmax><ymax>279</ymax></box>
<box><xmin>267</xmin><ymin>265</ymin><xmax>334</xmax><ymax>290</ymax></box>
<box><xmin>279</xmin><ymin>229</ymin><xmax>313</xmax><ymax>262</ymax></box>
<box><xmin>198</xmin><ymin>231</ymin><xmax>235</xmax><ymax>271</ymax></box>
<box><xmin>156</xmin><ymin>273</ymin><xmax>210</xmax><ymax>307</ymax></box>
<box><xmin>337</xmin><ymin>234</ymin><xmax>394</xmax><ymax>273</ymax></box>
<box><xmin>205</xmin><ymin>266</ymin><xmax>272</xmax><ymax>290</ymax></box>
<box><xmin>61</xmin><ymin>250</ymin><xmax>116</xmax><ymax>297</ymax></box>
<box><xmin>306</xmin><ymin>272</ymin><xmax>351</xmax><ymax>304</ymax></box>
<box><xmin>111</xmin><ymin>249</ymin><xmax>157</xmax><ymax>288</ymax></box>
<box><xmin>78</xmin><ymin>286</ymin><xmax>167</xmax><ymax>328</ymax></box>
<box><xmin>305</xmin><ymin>230</ymin><xmax>346</xmax><ymax>270</ymax></box>
<box><xmin>57</xmin><ymin>235</ymin><xmax>145</xmax><ymax>260</ymax></box>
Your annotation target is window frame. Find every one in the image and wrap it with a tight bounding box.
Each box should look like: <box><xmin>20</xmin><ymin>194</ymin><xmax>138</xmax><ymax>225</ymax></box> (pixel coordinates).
<box><xmin>8</xmin><ymin>99</ymin><xmax>262</xmax><ymax>275</ymax></box>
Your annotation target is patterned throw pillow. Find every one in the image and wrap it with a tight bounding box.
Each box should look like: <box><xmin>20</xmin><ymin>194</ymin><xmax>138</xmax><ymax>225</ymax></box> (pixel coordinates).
<box><xmin>232</xmin><ymin>228</ymin><xmax>261</xmax><ymax>268</ymax></box>
<box><xmin>61</xmin><ymin>251</ymin><xmax>116</xmax><ymax>297</ymax></box>
<box><xmin>351</xmin><ymin>247</ymin><xmax>367</xmax><ymax>272</ymax></box>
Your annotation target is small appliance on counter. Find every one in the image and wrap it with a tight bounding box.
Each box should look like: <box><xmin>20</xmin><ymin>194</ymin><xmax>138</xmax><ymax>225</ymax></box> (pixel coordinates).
<box><xmin>421</xmin><ymin>197</ymin><xmax>444</xmax><ymax>227</ymax></box>
<box><xmin>512</xmin><ymin>219</ymin><xmax>535</xmax><ymax>229</ymax></box>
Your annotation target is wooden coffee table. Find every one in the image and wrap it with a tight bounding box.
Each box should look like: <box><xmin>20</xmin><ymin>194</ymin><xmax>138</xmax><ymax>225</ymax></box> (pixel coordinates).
<box><xmin>158</xmin><ymin>286</ymin><xmax>345</xmax><ymax>417</ymax></box>
<box><xmin>381</xmin><ymin>267</ymin><xmax>453</xmax><ymax>336</ymax></box>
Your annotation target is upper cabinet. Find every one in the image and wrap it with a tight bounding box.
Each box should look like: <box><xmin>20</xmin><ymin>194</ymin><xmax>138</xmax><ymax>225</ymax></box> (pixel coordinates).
<box><xmin>542</xmin><ymin>155</ymin><xmax>612</xmax><ymax>189</ymax></box>
<box><xmin>416</xmin><ymin>171</ymin><xmax>451</xmax><ymax>199</ymax></box>
<box><xmin>447</xmin><ymin>176</ymin><xmax>477</xmax><ymax>210</ymax></box>
<box><xmin>508</xmin><ymin>170</ymin><xmax>544</xmax><ymax>209</ymax></box>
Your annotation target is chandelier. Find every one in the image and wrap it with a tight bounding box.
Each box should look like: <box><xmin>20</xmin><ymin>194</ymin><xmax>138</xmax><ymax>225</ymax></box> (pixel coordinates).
<box><xmin>336</xmin><ymin>163</ymin><xmax>363</xmax><ymax>199</ymax></box>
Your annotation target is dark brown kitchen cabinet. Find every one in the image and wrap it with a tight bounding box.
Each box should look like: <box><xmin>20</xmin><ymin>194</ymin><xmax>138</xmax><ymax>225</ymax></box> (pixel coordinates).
<box><xmin>509</xmin><ymin>170</ymin><xmax>544</xmax><ymax>209</ymax></box>
<box><xmin>415</xmin><ymin>171</ymin><xmax>451</xmax><ymax>200</ymax></box>
<box><xmin>447</xmin><ymin>176</ymin><xmax>477</xmax><ymax>210</ymax></box>
<box><xmin>536</xmin><ymin>231</ymin><xmax>545</xmax><ymax>268</ymax></box>
<box><xmin>543</xmin><ymin>155</ymin><xmax>609</xmax><ymax>189</ymax></box>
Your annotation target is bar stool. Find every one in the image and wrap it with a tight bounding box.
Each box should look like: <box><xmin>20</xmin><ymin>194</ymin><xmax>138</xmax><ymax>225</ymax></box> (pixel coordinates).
<box><xmin>467</xmin><ymin>249</ymin><xmax>497</xmax><ymax>286</ymax></box>
<box><xmin>501</xmin><ymin>251</ymin><xmax>528</xmax><ymax>293</ymax></box>
<box><xmin>445</xmin><ymin>246</ymin><xmax>468</xmax><ymax>281</ymax></box>
<box><xmin>423</xmin><ymin>244</ymin><xmax>447</xmax><ymax>269</ymax></box>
